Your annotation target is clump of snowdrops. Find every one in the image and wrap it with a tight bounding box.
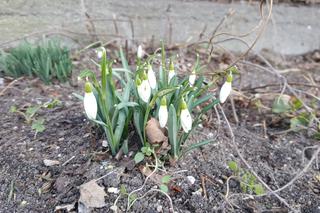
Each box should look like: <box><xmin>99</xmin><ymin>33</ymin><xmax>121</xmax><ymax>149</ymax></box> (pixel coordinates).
<box><xmin>79</xmin><ymin>44</ymin><xmax>233</xmax><ymax>161</ymax></box>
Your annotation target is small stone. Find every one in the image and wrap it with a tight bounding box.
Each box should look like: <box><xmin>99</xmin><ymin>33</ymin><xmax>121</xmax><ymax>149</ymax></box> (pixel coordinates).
<box><xmin>192</xmin><ymin>188</ymin><xmax>202</xmax><ymax>196</ymax></box>
<box><xmin>313</xmin><ymin>188</ymin><xmax>320</xmax><ymax>194</ymax></box>
<box><xmin>187</xmin><ymin>176</ymin><xmax>196</xmax><ymax>185</ymax></box>
<box><xmin>102</xmin><ymin>140</ymin><xmax>108</xmax><ymax>147</ymax></box>
<box><xmin>208</xmin><ymin>132</ymin><xmax>214</xmax><ymax>138</ymax></box>
<box><xmin>110</xmin><ymin>205</ymin><xmax>118</xmax><ymax>212</ymax></box>
<box><xmin>107</xmin><ymin>187</ymin><xmax>119</xmax><ymax>194</ymax></box>
<box><xmin>156</xmin><ymin>205</ymin><xmax>163</xmax><ymax>212</ymax></box>
<box><xmin>20</xmin><ymin>200</ymin><xmax>28</xmax><ymax>206</ymax></box>
<box><xmin>43</xmin><ymin>159</ymin><xmax>60</xmax><ymax>166</ymax></box>
<box><xmin>312</xmin><ymin>51</ymin><xmax>320</xmax><ymax>62</ymax></box>
<box><xmin>305</xmin><ymin>148</ymin><xmax>314</xmax><ymax>160</ymax></box>
<box><xmin>54</xmin><ymin>176</ymin><xmax>70</xmax><ymax>193</ymax></box>
<box><xmin>55</xmin><ymin>203</ymin><xmax>75</xmax><ymax>211</ymax></box>
<box><xmin>107</xmin><ymin>165</ymin><xmax>114</xmax><ymax>170</ymax></box>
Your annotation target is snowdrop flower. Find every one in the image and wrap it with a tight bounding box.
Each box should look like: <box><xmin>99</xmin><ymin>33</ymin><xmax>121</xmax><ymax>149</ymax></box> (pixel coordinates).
<box><xmin>158</xmin><ymin>96</ymin><xmax>168</xmax><ymax>128</ymax></box>
<box><xmin>180</xmin><ymin>99</ymin><xmax>192</xmax><ymax>133</ymax></box>
<box><xmin>137</xmin><ymin>45</ymin><xmax>144</xmax><ymax>59</ymax></box>
<box><xmin>96</xmin><ymin>47</ymin><xmax>106</xmax><ymax>59</ymax></box>
<box><xmin>84</xmin><ymin>82</ymin><xmax>97</xmax><ymax>120</ymax></box>
<box><xmin>189</xmin><ymin>71</ymin><xmax>196</xmax><ymax>86</ymax></box>
<box><xmin>136</xmin><ymin>73</ymin><xmax>151</xmax><ymax>103</ymax></box>
<box><xmin>147</xmin><ymin>64</ymin><xmax>157</xmax><ymax>89</ymax></box>
<box><xmin>219</xmin><ymin>73</ymin><xmax>233</xmax><ymax>104</ymax></box>
<box><xmin>168</xmin><ymin>60</ymin><xmax>175</xmax><ymax>83</ymax></box>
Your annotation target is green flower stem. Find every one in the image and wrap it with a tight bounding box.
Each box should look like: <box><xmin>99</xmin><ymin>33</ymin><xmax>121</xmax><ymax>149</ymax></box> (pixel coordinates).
<box><xmin>95</xmin><ymin>51</ymin><xmax>118</xmax><ymax>155</ymax></box>
<box><xmin>101</xmin><ymin>50</ymin><xmax>107</xmax><ymax>97</ymax></box>
<box><xmin>97</xmin><ymin>91</ymin><xmax>117</xmax><ymax>154</ymax></box>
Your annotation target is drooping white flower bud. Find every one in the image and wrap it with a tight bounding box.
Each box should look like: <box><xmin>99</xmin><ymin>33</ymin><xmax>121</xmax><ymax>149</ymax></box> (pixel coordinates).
<box><xmin>137</xmin><ymin>73</ymin><xmax>151</xmax><ymax>103</ymax></box>
<box><xmin>147</xmin><ymin>64</ymin><xmax>157</xmax><ymax>89</ymax></box>
<box><xmin>168</xmin><ymin>60</ymin><xmax>175</xmax><ymax>83</ymax></box>
<box><xmin>158</xmin><ymin>97</ymin><xmax>168</xmax><ymax>128</ymax></box>
<box><xmin>96</xmin><ymin>47</ymin><xmax>106</xmax><ymax>59</ymax></box>
<box><xmin>219</xmin><ymin>73</ymin><xmax>233</xmax><ymax>104</ymax></box>
<box><xmin>180</xmin><ymin>99</ymin><xmax>192</xmax><ymax>133</ymax></box>
<box><xmin>189</xmin><ymin>71</ymin><xmax>196</xmax><ymax>86</ymax></box>
<box><xmin>137</xmin><ymin>45</ymin><xmax>144</xmax><ymax>59</ymax></box>
<box><xmin>84</xmin><ymin>82</ymin><xmax>97</xmax><ymax>120</ymax></box>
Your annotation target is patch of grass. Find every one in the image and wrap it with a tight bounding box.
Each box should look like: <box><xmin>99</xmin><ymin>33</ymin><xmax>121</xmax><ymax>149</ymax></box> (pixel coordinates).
<box><xmin>228</xmin><ymin>161</ymin><xmax>265</xmax><ymax>195</ymax></box>
<box><xmin>0</xmin><ymin>39</ymin><xmax>72</xmax><ymax>84</ymax></box>
<box><xmin>10</xmin><ymin>99</ymin><xmax>60</xmax><ymax>136</ymax></box>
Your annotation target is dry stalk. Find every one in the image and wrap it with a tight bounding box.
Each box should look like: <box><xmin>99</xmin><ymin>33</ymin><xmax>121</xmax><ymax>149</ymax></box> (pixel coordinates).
<box><xmin>0</xmin><ymin>77</ymin><xmax>24</xmax><ymax>96</ymax></box>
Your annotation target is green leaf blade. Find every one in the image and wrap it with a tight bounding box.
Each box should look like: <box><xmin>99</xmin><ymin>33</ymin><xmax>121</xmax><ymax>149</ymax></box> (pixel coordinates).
<box><xmin>134</xmin><ymin>152</ymin><xmax>144</xmax><ymax>164</ymax></box>
<box><xmin>168</xmin><ymin>104</ymin><xmax>178</xmax><ymax>159</ymax></box>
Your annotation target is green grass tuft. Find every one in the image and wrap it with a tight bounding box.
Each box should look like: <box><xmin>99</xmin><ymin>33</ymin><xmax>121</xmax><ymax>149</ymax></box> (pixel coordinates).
<box><xmin>0</xmin><ymin>39</ymin><xmax>72</xmax><ymax>84</ymax></box>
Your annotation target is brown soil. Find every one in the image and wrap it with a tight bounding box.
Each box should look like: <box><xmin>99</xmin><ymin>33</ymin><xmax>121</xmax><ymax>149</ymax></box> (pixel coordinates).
<box><xmin>0</xmin><ymin>49</ymin><xmax>320</xmax><ymax>213</ymax></box>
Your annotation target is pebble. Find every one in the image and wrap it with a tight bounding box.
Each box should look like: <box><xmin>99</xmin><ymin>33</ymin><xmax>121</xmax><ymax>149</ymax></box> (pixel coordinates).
<box><xmin>110</xmin><ymin>205</ymin><xmax>118</xmax><ymax>212</ymax></box>
<box><xmin>107</xmin><ymin>187</ymin><xmax>119</xmax><ymax>194</ymax></box>
<box><xmin>313</xmin><ymin>188</ymin><xmax>319</xmax><ymax>193</ymax></box>
<box><xmin>43</xmin><ymin>159</ymin><xmax>60</xmax><ymax>166</ymax></box>
<box><xmin>187</xmin><ymin>176</ymin><xmax>196</xmax><ymax>185</ymax></box>
<box><xmin>156</xmin><ymin>205</ymin><xmax>163</xmax><ymax>212</ymax></box>
<box><xmin>192</xmin><ymin>188</ymin><xmax>202</xmax><ymax>196</ymax></box>
<box><xmin>102</xmin><ymin>140</ymin><xmax>108</xmax><ymax>147</ymax></box>
<box><xmin>208</xmin><ymin>132</ymin><xmax>214</xmax><ymax>138</ymax></box>
<box><xmin>20</xmin><ymin>200</ymin><xmax>28</xmax><ymax>206</ymax></box>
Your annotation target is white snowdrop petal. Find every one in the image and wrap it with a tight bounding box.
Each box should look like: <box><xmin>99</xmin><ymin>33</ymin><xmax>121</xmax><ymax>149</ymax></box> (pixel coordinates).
<box><xmin>137</xmin><ymin>45</ymin><xmax>144</xmax><ymax>59</ymax></box>
<box><xmin>180</xmin><ymin>109</ymin><xmax>192</xmax><ymax>133</ymax></box>
<box><xmin>97</xmin><ymin>51</ymin><xmax>103</xmax><ymax>59</ymax></box>
<box><xmin>148</xmin><ymin>67</ymin><xmax>157</xmax><ymax>89</ymax></box>
<box><xmin>159</xmin><ymin>105</ymin><xmax>168</xmax><ymax>128</ymax></box>
<box><xmin>96</xmin><ymin>47</ymin><xmax>106</xmax><ymax>59</ymax></box>
<box><xmin>84</xmin><ymin>92</ymin><xmax>97</xmax><ymax>120</ymax></box>
<box><xmin>138</xmin><ymin>80</ymin><xmax>151</xmax><ymax>103</ymax></box>
<box><xmin>168</xmin><ymin>71</ymin><xmax>175</xmax><ymax>83</ymax></box>
<box><xmin>189</xmin><ymin>74</ymin><xmax>196</xmax><ymax>86</ymax></box>
<box><xmin>219</xmin><ymin>82</ymin><xmax>232</xmax><ymax>103</ymax></box>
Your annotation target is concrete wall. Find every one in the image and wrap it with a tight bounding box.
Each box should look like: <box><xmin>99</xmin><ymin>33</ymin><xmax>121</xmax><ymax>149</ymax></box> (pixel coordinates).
<box><xmin>0</xmin><ymin>0</ymin><xmax>319</xmax><ymax>54</ymax></box>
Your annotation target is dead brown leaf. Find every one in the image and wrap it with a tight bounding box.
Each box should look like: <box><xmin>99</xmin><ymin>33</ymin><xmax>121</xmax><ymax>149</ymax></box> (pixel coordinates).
<box><xmin>145</xmin><ymin>118</ymin><xmax>167</xmax><ymax>144</ymax></box>
<box><xmin>79</xmin><ymin>180</ymin><xmax>106</xmax><ymax>208</ymax></box>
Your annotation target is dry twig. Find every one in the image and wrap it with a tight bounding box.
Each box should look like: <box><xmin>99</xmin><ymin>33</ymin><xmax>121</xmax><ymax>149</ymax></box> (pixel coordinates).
<box><xmin>0</xmin><ymin>77</ymin><xmax>24</xmax><ymax>96</ymax></box>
